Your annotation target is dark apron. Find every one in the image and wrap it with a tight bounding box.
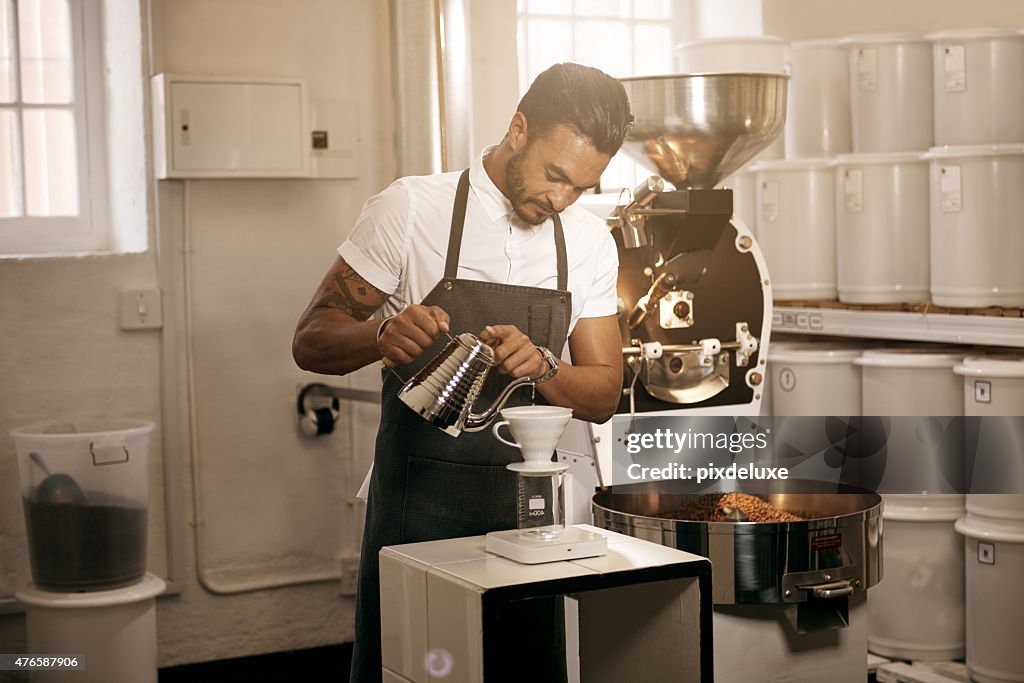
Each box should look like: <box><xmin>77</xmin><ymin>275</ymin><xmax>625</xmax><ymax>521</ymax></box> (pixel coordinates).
<box><xmin>350</xmin><ymin>169</ymin><xmax>572</xmax><ymax>683</ymax></box>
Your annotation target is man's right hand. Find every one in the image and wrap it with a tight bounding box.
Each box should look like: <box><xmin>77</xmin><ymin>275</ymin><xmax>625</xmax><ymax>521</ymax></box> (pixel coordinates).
<box><xmin>377</xmin><ymin>305</ymin><xmax>450</xmax><ymax>367</ymax></box>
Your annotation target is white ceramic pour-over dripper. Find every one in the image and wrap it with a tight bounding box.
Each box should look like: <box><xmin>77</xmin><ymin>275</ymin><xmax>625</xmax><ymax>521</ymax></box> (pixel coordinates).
<box><xmin>491</xmin><ymin>405</ymin><xmax>573</xmax><ymax>472</ymax></box>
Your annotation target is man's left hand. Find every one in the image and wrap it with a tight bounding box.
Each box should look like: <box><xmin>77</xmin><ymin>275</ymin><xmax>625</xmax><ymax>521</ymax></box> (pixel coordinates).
<box><xmin>479</xmin><ymin>325</ymin><xmax>550</xmax><ymax>380</ymax></box>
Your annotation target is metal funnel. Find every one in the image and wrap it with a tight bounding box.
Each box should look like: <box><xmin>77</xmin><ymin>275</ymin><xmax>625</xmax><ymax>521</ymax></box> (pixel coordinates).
<box><xmin>619</xmin><ymin>73</ymin><xmax>788</xmax><ymax>189</ymax></box>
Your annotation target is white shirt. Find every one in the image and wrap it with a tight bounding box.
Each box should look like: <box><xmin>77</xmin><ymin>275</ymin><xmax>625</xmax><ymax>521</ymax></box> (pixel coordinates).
<box><xmin>338</xmin><ymin>148</ymin><xmax>619</xmax><ymax>335</ymax></box>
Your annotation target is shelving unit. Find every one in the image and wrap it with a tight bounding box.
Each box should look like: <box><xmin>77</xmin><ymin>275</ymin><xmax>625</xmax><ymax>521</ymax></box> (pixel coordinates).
<box><xmin>772</xmin><ymin>303</ymin><xmax>1024</xmax><ymax>348</ymax></box>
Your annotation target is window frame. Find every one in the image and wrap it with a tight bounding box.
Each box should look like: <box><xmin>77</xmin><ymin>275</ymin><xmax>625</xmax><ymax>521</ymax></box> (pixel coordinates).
<box><xmin>0</xmin><ymin>0</ymin><xmax>110</xmax><ymax>256</ymax></box>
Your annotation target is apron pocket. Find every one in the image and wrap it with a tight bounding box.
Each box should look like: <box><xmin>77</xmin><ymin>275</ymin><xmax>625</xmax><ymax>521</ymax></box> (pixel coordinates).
<box><xmin>527</xmin><ymin>304</ymin><xmax>552</xmax><ymax>345</ymax></box>
<box><xmin>401</xmin><ymin>456</ymin><xmax>517</xmax><ymax>543</ymax></box>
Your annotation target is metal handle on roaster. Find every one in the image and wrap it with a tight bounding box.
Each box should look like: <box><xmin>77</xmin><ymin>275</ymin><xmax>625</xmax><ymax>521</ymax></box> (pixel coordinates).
<box><xmin>803</xmin><ymin>580</ymin><xmax>855</xmax><ymax>600</ymax></box>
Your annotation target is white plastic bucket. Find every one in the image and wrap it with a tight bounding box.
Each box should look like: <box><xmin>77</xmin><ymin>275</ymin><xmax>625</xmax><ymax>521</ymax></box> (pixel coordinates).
<box><xmin>752</xmin><ymin>158</ymin><xmax>836</xmax><ymax>300</ymax></box>
<box><xmin>868</xmin><ymin>494</ymin><xmax>965</xmax><ymax>661</ymax></box>
<box><xmin>929</xmin><ymin>29</ymin><xmax>1024</xmax><ymax>146</ymax></box>
<box><xmin>786</xmin><ymin>39</ymin><xmax>851</xmax><ymax>158</ymax></box>
<box><xmin>721</xmin><ymin>168</ymin><xmax>758</xmax><ymax>239</ymax></box>
<box><xmin>767</xmin><ymin>343</ymin><xmax>864</xmax><ymax>416</ymax></box>
<box><xmin>834</xmin><ymin>152</ymin><xmax>930</xmax><ymax>304</ymax></box>
<box><xmin>16</xmin><ymin>573</ymin><xmax>165</xmax><ymax>683</ymax></box>
<box><xmin>956</xmin><ymin>495</ymin><xmax>1024</xmax><ymax>683</ymax></box>
<box><xmin>856</xmin><ymin>349</ymin><xmax>965</xmax><ymax>494</ymax></box>
<box><xmin>12</xmin><ymin>420</ymin><xmax>154</xmax><ymax>592</ymax></box>
<box><xmin>675</xmin><ymin>35</ymin><xmax>788</xmax><ymax>74</ymax></box>
<box><xmin>925</xmin><ymin>144</ymin><xmax>1024</xmax><ymax>307</ymax></box>
<box><xmin>846</xmin><ymin>33</ymin><xmax>934</xmax><ymax>153</ymax></box>
<box><xmin>955</xmin><ymin>355</ymin><xmax>1024</xmax><ymax>416</ymax></box>
<box><xmin>956</xmin><ymin>355</ymin><xmax>1024</xmax><ymax>493</ymax></box>
<box><xmin>856</xmin><ymin>348</ymin><xmax>965</xmax><ymax>415</ymax></box>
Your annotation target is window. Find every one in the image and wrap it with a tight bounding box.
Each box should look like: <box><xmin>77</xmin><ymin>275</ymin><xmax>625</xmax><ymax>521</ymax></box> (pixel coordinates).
<box><xmin>0</xmin><ymin>0</ymin><xmax>110</xmax><ymax>255</ymax></box>
<box><xmin>516</xmin><ymin>0</ymin><xmax>676</xmax><ymax>192</ymax></box>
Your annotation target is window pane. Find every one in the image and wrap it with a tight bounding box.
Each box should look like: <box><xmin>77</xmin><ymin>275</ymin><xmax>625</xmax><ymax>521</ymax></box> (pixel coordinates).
<box><xmin>0</xmin><ymin>108</ymin><xmax>21</xmax><ymax>216</ymax></box>
<box><xmin>633</xmin><ymin>0</ymin><xmax>670</xmax><ymax>19</ymax></box>
<box><xmin>525</xmin><ymin>19</ymin><xmax>573</xmax><ymax>88</ymax></box>
<box><xmin>22</xmin><ymin>107</ymin><xmax>77</xmax><ymax>215</ymax></box>
<box><xmin>574</xmin><ymin>0</ymin><xmax>629</xmax><ymax>18</ymax></box>
<box><xmin>527</xmin><ymin>0</ymin><xmax>571</xmax><ymax>15</ymax></box>
<box><xmin>601</xmin><ymin>153</ymin><xmax>645</xmax><ymax>193</ymax></box>
<box><xmin>1</xmin><ymin>0</ymin><xmax>15</xmax><ymax>102</ymax></box>
<box><xmin>633</xmin><ymin>24</ymin><xmax>672</xmax><ymax>75</ymax></box>
<box><xmin>18</xmin><ymin>0</ymin><xmax>72</xmax><ymax>104</ymax></box>
<box><xmin>574</xmin><ymin>19</ymin><xmax>631</xmax><ymax>77</ymax></box>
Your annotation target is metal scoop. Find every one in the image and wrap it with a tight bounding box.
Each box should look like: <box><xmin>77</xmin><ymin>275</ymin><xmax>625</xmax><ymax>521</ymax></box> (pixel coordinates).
<box><xmin>29</xmin><ymin>452</ymin><xmax>88</xmax><ymax>505</ymax></box>
<box><xmin>720</xmin><ymin>505</ymin><xmax>749</xmax><ymax>522</ymax></box>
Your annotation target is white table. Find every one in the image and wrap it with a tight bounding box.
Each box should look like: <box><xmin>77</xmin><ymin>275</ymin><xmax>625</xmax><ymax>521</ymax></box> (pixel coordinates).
<box><xmin>379</xmin><ymin>524</ymin><xmax>712</xmax><ymax>682</ymax></box>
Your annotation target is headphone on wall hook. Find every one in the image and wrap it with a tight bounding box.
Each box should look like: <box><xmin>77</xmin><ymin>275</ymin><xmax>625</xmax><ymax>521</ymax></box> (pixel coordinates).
<box><xmin>297</xmin><ymin>382</ymin><xmax>341</xmax><ymax>437</ymax></box>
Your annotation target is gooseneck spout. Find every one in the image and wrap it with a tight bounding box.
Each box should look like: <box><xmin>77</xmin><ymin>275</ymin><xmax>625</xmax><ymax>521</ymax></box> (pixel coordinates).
<box><xmin>462</xmin><ymin>377</ymin><xmax>535</xmax><ymax>432</ymax></box>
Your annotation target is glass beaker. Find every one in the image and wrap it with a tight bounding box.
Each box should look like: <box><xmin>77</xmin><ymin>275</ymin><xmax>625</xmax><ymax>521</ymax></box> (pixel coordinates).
<box><xmin>516</xmin><ymin>472</ymin><xmax>565</xmax><ymax>541</ymax></box>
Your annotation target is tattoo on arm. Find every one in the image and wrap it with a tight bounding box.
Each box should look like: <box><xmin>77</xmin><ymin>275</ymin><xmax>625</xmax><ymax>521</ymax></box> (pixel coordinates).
<box><xmin>321</xmin><ymin>262</ymin><xmax>388</xmax><ymax>321</ymax></box>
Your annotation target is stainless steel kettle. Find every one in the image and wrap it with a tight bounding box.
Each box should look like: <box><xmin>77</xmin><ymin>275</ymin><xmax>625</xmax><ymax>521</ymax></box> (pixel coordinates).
<box><xmin>397</xmin><ymin>332</ymin><xmax>534</xmax><ymax>437</ymax></box>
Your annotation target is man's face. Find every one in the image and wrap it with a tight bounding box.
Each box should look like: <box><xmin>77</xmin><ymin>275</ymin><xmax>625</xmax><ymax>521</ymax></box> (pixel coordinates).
<box><xmin>505</xmin><ymin>124</ymin><xmax>611</xmax><ymax>226</ymax></box>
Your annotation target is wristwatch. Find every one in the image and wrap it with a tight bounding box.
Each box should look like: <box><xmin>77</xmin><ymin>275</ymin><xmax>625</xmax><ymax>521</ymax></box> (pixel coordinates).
<box><xmin>533</xmin><ymin>346</ymin><xmax>559</xmax><ymax>384</ymax></box>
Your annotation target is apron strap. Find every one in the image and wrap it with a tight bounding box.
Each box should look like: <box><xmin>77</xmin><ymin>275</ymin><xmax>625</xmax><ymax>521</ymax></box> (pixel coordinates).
<box><xmin>553</xmin><ymin>213</ymin><xmax>567</xmax><ymax>292</ymax></box>
<box><xmin>444</xmin><ymin>168</ymin><xmax>568</xmax><ymax>292</ymax></box>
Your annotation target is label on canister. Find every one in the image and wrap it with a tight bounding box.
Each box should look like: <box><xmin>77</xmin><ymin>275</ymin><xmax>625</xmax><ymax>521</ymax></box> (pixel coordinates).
<box><xmin>779</xmin><ymin>367</ymin><xmax>797</xmax><ymax>392</ymax></box>
<box><xmin>857</xmin><ymin>48</ymin><xmax>878</xmax><ymax>90</ymax></box>
<box><xmin>940</xmin><ymin>165</ymin><xmax>962</xmax><ymax>212</ymax></box>
<box><xmin>761</xmin><ymin>180</ymin><xmax>780</xmax><ymax>222</ymax></box>
<box><xmin>943</xmin><ymin>44</ymin><xmax>966</xmax><ymax>92</ymax></box>
<box><xmin>978</xmin><ymin>541</ymin><xmax>995</xmax><ymax>564</ymax></box>
<box><xmin>843</xmin><ymin>168</ymin><xmax>864</xmax><ymax>212</ymax></box>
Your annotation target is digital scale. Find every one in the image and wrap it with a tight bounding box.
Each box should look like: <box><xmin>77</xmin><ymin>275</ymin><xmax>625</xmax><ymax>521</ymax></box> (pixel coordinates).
<box><xmin>485</xmin><ymin>461</ymin><xmax>607</xmax><ymax>564</ymax></box>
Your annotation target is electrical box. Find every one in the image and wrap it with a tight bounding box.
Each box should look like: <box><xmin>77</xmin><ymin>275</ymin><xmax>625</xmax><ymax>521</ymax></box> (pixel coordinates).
<box><xmin>152</xmin><ymin>74</ymin><xmax>310</xmax><ymax>178</ymax></box>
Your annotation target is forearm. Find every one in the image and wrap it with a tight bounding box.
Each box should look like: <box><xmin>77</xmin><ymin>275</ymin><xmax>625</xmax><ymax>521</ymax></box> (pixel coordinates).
<box><xmin>292</xmin><ymin>308</ymin><xmax>385</xmax><ymax>375</ymax></box>
<box><xmin>534</xmin><ymin>360</ymin><xmax>620</xmax><ymax>423</ymax></box>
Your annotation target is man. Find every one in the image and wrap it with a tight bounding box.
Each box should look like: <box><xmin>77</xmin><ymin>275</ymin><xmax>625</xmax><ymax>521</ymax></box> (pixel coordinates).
<box><xmin>293</xmin><ymin>62</ymin><xmax>633</xmax><ymax>683</ymax></box>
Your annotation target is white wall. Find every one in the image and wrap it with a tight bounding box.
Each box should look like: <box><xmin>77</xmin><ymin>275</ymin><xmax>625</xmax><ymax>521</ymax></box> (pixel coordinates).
<box><xmin>763</xmin><ymin>0</ymin><xmax>1024</xmax><ymax>39</ymax></box>
<box><xmin>0</xmin><ymin>0</ymin><xmax>394</xmax><ymax>668</ymax></box>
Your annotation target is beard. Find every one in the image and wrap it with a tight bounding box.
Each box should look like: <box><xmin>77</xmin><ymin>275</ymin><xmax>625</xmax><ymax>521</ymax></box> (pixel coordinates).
<box><xmin>505</xmin><ymin>147</ymin><xmax>553</xmax><ymax>226</ymax></box>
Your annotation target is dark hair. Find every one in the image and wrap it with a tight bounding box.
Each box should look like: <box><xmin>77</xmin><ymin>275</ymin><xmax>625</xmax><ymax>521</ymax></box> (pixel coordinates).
<box><xmin>516</xmin><ymin>63</ymin><xmax>634</xmax><ymax>156</ymax></box>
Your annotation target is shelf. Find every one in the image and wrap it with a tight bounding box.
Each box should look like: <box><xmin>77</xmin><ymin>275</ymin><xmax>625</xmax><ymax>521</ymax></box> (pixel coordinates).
<box><xmin>772</xmin><ymin>305</ymin><xmax>1024</xmax><ymax>348</ymax></box>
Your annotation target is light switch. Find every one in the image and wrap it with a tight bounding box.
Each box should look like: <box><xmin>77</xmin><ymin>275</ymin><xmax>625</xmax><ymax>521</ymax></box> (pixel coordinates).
<box><xmin>119</xmin><ymin>288</ymin><xmax>163</xmax><ymax>330</ymax></box>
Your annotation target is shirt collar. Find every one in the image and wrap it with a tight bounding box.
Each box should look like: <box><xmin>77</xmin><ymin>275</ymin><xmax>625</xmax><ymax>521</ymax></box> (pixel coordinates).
<box><xmin>470</xmin><ymin>146</ymin><xmax>515</xmax><ymax>223</ymax></box>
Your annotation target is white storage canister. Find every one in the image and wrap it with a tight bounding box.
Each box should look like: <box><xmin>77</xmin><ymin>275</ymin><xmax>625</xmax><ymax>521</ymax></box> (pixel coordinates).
<box><xmin>721</xmin><ymin>168</ymin><xmax>758</xmax><ymax>239</ymax></box>
<box><xmin>955</xmin><ymin>354</ymin><xmax>1024</xmax><ymax>416</ymax></box>
<box><xmin>929</xmin><ymin>29</ymin><xmax>1024</xmax><ymax>146</ymax></box>
<box><xmin>856</xmin><ymin>349</ymin><xmax>966</xmax><ymax>495</ymax></box>
<box><xmin>869</xmin><ymin>494</ymin><xmax>966</xmax><ymax>661</ymax></box>
<box><xmin>767</xmin><ymin>343</ymin><xmax>864</xmax><ymax>416</ymax></box>
<box><xmin>955</xmin><ymin>355</ymin><xmax>1024</xmax><ymax>493</ymax></box>
<box><xmin>675</xmin><ymin>35</ymin><xmax>788</xmax><ymax>74</ymax></box>
<box><xmin>786</xmin><ymin>39</ymin><xmax>851</xmax><ymax>158</ymax></box>
<box><xmin>845</xmin><ymin>33</ymin><xmax>934</xmax><ymax>153</ymax></box>
<box><xmin>955</xmin><ymin>495</ymin><xmax>1024</xmax><ymax>683</ymax></box>
<box><xmin>16</xmin><ymin>573</ymin><xmax>166</xmax><ymax>683</ymax></box>
<box><xmin>834</xmin><ymin>152</ymin><xmax>930</xmax><ymax>304</ymax></box>
<box><xmin>925</xmin><ymin>144</ymin><xmax>1024</xmax><ymax>307</ymax></box>
<box><xmin>752</xmin><ymin>159</ymin><xmax>836</xmax><ymax>300</ymax></box>
<box><xmin>857</xmin><ymin>348</ymin><xmax>965</xmax><ymax>416</ymax></box>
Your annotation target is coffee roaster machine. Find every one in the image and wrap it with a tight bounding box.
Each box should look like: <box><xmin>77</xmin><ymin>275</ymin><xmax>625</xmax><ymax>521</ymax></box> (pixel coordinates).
<box><xmin>557</xmin><ymin>73</ymin><xmax>883</xmax><ymax>683</ymax></box>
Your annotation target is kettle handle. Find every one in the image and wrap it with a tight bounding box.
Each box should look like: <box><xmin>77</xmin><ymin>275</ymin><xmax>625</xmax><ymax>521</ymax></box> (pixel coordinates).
<box><xmin>462</xmin><ymin>377</ymin><xmax>535</xmax><ymax>432</ymax></box>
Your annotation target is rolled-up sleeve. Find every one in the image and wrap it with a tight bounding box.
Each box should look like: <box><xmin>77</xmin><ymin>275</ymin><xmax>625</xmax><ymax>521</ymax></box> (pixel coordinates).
<box><xmin>338</xmin><ymin>180</ymin><xmax>412</xmax><ymax>296</ymax></box>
